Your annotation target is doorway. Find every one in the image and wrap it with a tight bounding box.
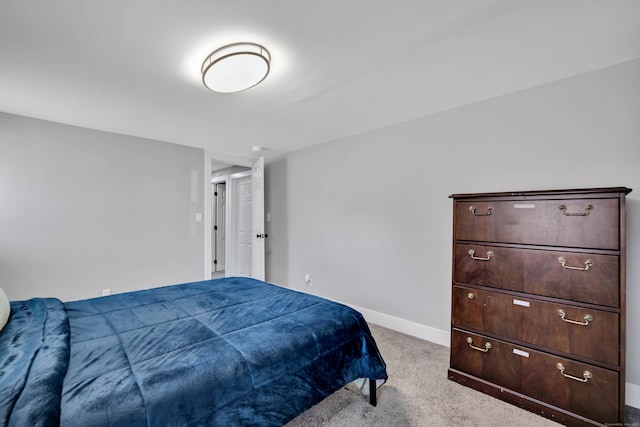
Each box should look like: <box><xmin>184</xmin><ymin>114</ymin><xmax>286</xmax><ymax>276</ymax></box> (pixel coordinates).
<box><xmin>209</xmin><ymin>157</ymin><xmax>265</xmax><ymax>281</ymax></box>
<box><xmin>212</xmin><ymin>182</ymin><xmax>226</xmax><ymax>277</ymax></box>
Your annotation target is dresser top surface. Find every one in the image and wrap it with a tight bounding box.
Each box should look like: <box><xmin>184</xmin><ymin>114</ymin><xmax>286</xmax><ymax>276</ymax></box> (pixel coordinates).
<box><xmin>449</xmin><ymin>186</ymin><xmax>632</xmax><ymax>200</ymax></box>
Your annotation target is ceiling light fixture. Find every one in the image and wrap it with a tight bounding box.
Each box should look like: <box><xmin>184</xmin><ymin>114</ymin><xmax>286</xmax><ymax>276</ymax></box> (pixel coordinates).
<box><xmin>201</xmin><ymin>42</ymin><xmax>271</xmax><ymax>93</ymax></box>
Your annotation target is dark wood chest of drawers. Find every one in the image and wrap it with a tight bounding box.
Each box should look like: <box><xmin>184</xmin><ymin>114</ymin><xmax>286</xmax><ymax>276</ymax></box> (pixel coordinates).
<box><xmin>448</xmin><ymin>187</ymin><xmax>631</xmax><ymax>426</ymax></box>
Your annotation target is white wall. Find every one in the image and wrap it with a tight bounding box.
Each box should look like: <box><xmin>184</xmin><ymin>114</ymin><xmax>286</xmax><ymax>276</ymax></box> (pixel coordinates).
<box><xmin>264</xmin><ymin>59</ymin><xmax>640</xmax><ymax>395</ymax></box>
<box><xmin>0</xmin><ymin>113</ymin><xmax>206</xmax><ymax>301</ymax></box>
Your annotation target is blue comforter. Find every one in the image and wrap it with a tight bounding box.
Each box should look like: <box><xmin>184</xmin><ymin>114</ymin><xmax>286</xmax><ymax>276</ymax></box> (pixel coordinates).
<box><xmin>0</xmin><ymin>278</ymin><xmax>387</xmax><ymax>426</ymax></box>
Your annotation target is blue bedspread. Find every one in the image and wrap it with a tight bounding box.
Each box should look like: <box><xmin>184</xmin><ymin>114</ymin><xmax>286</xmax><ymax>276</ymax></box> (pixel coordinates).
<box><xmin>0</xmin><ymin>298</ymin><xmax>69</xmax><ymax>427</ymax></box>
<box><xmin>0</xmin><ymin>277</ymin><xmax>387</xmax><ymax>426</ymax></box>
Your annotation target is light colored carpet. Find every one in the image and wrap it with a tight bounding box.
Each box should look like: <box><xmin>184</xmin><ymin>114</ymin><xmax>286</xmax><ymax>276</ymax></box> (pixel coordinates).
<box><xmin>285</xmin><ymin>323</ymin><xmax>560</xmax><ymax>427</ymax></box>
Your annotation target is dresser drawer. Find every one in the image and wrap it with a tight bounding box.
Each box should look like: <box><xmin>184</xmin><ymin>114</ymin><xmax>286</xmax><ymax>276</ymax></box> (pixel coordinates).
<box><xmin>453</xmin><ymin>244</ymin><xmax>620</xmax><ymax>307</ymax></box>
<box><xmin>452</xmin><ymin>286</ymin><xmax>620</xmax><ymax>366</ymax></box>
<box><xmin>450</xmin><ymin>329</ymin><xmax>619</xmax><ymax>424</ymax></box>
<box><xmin>454</xmin><ymin>198</ymin><xmax>620</xmax><ymax>250</ymax></box>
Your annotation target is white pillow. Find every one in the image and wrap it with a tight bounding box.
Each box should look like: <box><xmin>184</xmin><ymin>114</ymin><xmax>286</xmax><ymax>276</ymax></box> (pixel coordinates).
<box><xmin>0</xmin><ymin>287</ymin><xmax>10</xmax><ymax>332</ymax></box>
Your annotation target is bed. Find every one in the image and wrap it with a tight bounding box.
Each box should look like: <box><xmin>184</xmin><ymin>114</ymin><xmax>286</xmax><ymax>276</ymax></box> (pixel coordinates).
<box><xmin>0</xmin><ymin>277</ymin><xmax>387</xmax><ymax>426</ymax></box>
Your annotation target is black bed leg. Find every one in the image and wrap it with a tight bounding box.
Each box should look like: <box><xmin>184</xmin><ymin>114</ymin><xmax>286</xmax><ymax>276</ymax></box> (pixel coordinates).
<box><xmin>368</xmin><ymin>379</ymin><xmax>377</xmax><ymax>406</ymax></box>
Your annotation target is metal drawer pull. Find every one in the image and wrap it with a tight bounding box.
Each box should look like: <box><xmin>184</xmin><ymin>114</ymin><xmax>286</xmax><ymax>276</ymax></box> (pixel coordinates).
<box><xmin>468</xmin><ymin>249</ymin><xmax>494</xmax><ymax>261</ymax></box>
<box><xmin>558</xmin><ymin>257</ymin><xmax>593</xmax><ymax>271</ymax></box>
<box><xmin>556</xmin><ymin>363</ymin><xmax>593</xmax><ymax>383</ymax></box>
<box><xmin>559</xmin><ymin>204</ymin><xmax>593</xmax><ymax>216</ymax></box>
<box><xmin>466</xmin><ymin>337</ymin><xmax>491</xmax><ymax>352</ymax></box>
<box><xmin>469</xmin><ymin>206</ymin><xmax>493</xmax><ymax>216</ymax></box>
<box><xmin>557</xmin><ymin>309</ymin><xmax>593</xmax><ymax>326</ymax></box>
<box><xmin>467</xmin><ymin>293</ymin><xmax>475</xmax><ymax>299</ymax></box>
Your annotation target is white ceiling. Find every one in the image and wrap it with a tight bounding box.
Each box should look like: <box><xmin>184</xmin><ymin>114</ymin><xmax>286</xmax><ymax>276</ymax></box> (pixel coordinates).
<box><xmin>1</xmin><ymin>1</ymin><xmax>639</xmax><ymax>163</ymax></box>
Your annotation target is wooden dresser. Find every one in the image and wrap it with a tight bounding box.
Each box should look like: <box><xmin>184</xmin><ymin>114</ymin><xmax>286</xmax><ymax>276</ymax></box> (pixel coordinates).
<box><xmin>447</xmin><ymin>187</ymin><xmax>631</xmax><ymax>426</ymax></box>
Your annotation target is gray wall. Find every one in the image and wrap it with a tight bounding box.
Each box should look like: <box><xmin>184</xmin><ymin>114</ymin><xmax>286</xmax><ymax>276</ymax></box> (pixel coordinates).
<box><xmin>265</xmin><ymin>59</ymin><xmax>640</xmax><ymax>385</ymax></box>
<box><xmin>0</xmin><ymin>113</ymin><xmax>205</xmax><ymax>301</ymax></box>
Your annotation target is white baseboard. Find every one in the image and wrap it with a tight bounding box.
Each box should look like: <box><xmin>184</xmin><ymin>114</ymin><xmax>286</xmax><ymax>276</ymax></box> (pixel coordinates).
<box><xmin>347</xmin><ymin>303</ymin><xmax>450</xmax><ymax>347</ymax></box>
<box><xmin>349</xmin><ymin>303</ymin><xmax>640</xmax><ymax>410</ymax></box>
<box><xmin>627</xmin><ymin>382</ymin><xmax>640</xmax><ymax>409</ymax></box>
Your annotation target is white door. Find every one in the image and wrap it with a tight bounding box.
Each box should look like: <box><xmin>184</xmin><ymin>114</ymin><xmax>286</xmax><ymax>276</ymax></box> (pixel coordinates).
<box><xmin>226</xmin><ymin>157</ymin><xmax>265</xmax><ymax>279</ymax></box>
<box><xmin>236</xmin><ymin>176</ymin><xmax>253</xmax><ymax>277</ymax></box>
<box><xmin>251</xmin><ymin>157</ymin><xmax>265</xmax><ymax>281</ymax></box>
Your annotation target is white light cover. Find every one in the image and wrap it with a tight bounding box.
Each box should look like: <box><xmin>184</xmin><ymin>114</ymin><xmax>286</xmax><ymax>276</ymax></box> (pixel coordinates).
<box><xmin>202</xmin><ymin>43</ymin><xmax>270</xmax><ymax>93</ymax></box>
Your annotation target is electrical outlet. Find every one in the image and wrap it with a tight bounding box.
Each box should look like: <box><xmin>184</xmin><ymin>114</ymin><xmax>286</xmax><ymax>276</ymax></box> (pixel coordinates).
<box><xmin>305</xmin><ymin>274</ymin><xmax>312</xmax><ymax>286</ymax></box>
<box><xmin>102</xmin><ymin>289</ymin><xmax>111</xmax><ymax>296</ymax></box>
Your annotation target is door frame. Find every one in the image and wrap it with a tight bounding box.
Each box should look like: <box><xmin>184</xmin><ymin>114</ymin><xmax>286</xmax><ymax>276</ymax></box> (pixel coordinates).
<box><xmin>204</xmin><ymin>154</ymin><xmax>265</xmax><ymax>280</ymax></box>
<box><xmin>204</xmin><ymin>152</ymin><xmax>253</xmax><ymax>280</ymax></box>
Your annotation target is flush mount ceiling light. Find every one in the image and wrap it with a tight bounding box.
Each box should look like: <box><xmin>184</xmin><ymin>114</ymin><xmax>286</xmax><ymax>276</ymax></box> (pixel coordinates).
<box><xmin>201</xmin><ymin>42</ymin><xmax>271</xmax><ymax>93</ymax></box>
